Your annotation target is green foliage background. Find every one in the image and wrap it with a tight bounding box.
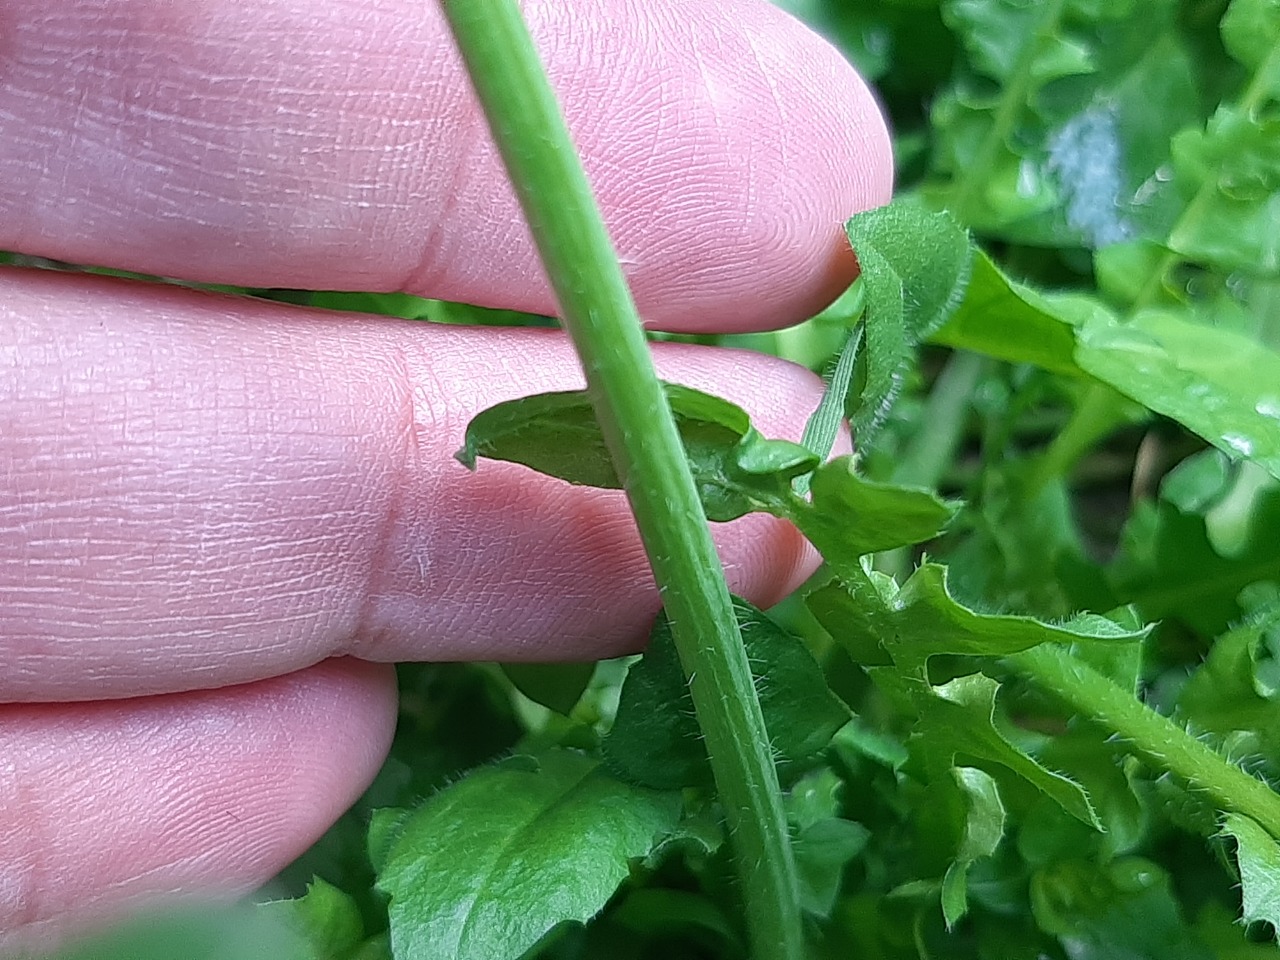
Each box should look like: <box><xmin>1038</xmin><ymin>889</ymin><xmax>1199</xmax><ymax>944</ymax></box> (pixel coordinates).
<box><xmin>30</xmin><ymin>0</ymin><xmax>1280</xmax><ymax>958</ymax></box>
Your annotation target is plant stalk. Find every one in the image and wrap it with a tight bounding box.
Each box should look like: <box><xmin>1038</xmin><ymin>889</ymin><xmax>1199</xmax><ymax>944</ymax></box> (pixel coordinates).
<box><xmin>1010</xmin><ymin>644</ymin><xmax>1280</xmax><ymax>840</ymax></box>
<box><xmin>437</xmin><ymin>3</ymin><xmax>803</xmax><ymax>957</ymax></box>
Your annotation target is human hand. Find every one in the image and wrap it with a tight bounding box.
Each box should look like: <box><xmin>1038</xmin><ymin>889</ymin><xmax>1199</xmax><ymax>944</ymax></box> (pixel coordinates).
<box><xmin>0</xmin><ymin>0</ymin><xmax>891</xmax><ymax>949</ymax></box>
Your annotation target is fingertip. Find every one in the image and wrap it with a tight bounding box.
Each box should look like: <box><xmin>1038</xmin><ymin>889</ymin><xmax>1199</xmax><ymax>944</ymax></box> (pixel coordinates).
<box><xmin>0</xmin><ymin>659</ymin><xmax>397</xmax><ymax>953</ymax></box>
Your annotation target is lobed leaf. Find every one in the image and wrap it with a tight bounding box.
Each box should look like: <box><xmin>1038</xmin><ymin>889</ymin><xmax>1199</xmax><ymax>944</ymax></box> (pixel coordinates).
<box><xmin>940</xmin><ymin>766</ymin><xmax>1006</xmax><ymax>928</ymax></box>
<box><xmin>910</xmin><ymin>673</ymin><xmax>1099</xmax><ymax>829</ymax></box>
<box><xmin>1221</xmin><ymin>813</ymin><xmax>1280</xmax><ymax>937</ymax></box>
<box><xmin>376</xmin><ymin>750</ymin><xmax>679</xmax><ymax>960</ymax></box>
<box><xmin>808</xmin><ymin>562</ymin><xmax>1148</xmax><ymax>675</ymax></box>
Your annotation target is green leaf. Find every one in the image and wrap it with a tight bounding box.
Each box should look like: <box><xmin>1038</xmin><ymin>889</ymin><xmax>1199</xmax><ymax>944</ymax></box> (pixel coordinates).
<box><xmin>376</xmin><ymin>750</ymin><xmax>678</xmax><ymax>960</ymax></box>
<box><xmin>1108</xmin><ymin>452</ymin><xmax>1280</xmax><ymax>635</ymax></box>
<box><xmin>843</xmin><ymin>201</ymin><xmax>974</xmax><ymax>441</ymax></box>
<box><xmin>911</xmin><ymin>673</ymin><xmax>1099</xmax><ymax>829</ymax></box>
<box><xmin>1221</xmin><ymin>813</ymin><xmax>1280</xmax><ymax>936</ymax></box>
<box><xmin>790</xmin><ymin>458</ymin><xmax>958</xmax><ymax>580</ymax></box>
<box><xmin>1075</xmin><ymin>309</ymin><xmax>1280</xmax><ymax>479</ymax></box>
<box><xmin>1221</xmin><ymin>0</ymin><xmax>1280</xmax><ymax>96</ymax></box>
<box><xmin>1168</xmin><ymin>107</ymin><xmax>1280</xmax><ymax>276</ymax></box>
<box><xmin>799</xmin><ymin>325</ymin><xmax>863</xmax><ymax>469</ymax></box>
<box><xmin>931</xmin><ymin>0</ymin><xmax>1198</xmax><ymax>247</ymax></box>
<box><xmin>603</xmin><ymin>598</ymin><xmax>851</xmax><ymax>790</ymax></box>
<box><xmin>259</xmin><ymin>878</ymin><xmax>365</xmax><ymax>960</ymax></box>
<box><xmin>1177</xmin><ymin>597</ymin><xmax>1280</xmax><ymax>772</ymax></box>
<box><xmin>456</xmin><ymin>382</ymin><xmax>817</xmax><ymax>521</ymax></box>
<box><xmin>929</xmin><ymin>248</ymin><xmax>1086</xmax><ymax>375</ymax></box>
<box><xmin>794</xmin><ymin>818</ymin><xmax>871</xmax><ymax>919</ymax></box>
<box><xmin>808</xmin><ymin>562</ymin><xmax>1148</xmax><ymax>675</ymax></box>
<box><xmin>787</xmin><ymin>768</ymin><xmax>871</xmax><ymax>918</ymax></box>
<box><xmin>940</xmin><ymin>766</ymin><xmax>1006</xmax><ymax>928</ymax></box>
<box><xmin>1030</xmin><ymin>858</ymin><xmax>1213</xmax><ymax>959</ymax></box>
<box><xmin>455</xmin><ymin>383</ymin><xmax>739</xmax><ymax>489</ymax></box>
<box><xmin>499</xmin><ymin>662</ymin><xmax>596</xmax><ymax>716</ymax></box>
<box><xmin>945</xmin><ymin>0</ymin><xmax>1093</xmax><ymax>88</ymax></box>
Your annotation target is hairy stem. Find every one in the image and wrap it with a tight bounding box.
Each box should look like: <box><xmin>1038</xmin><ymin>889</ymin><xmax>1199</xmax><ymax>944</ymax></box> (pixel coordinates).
<box><xmin>1010</xmin><ymin>644</ymin><xmax>1280</xmax><ymax>840</ymax></box>
<box><xmin>437</xmin><ymin>3</ymin><xmax>803</xmax><ymax>957</ymax></box>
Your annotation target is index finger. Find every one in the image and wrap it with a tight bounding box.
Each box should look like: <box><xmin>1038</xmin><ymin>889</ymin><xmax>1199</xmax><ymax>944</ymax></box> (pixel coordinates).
<box><xmin>0</xmin><ymin>0</ymin><xmax>891</xmax><ymax>332</ymax></box>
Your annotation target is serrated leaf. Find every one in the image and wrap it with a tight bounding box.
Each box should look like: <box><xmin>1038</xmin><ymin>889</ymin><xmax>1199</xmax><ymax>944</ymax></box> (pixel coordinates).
<box><xmin>603</xmin><ymin>598</ymin><xmax>850</xmax><ymax>790</ymax></box>
<box><xmin>1222</xmin><ymin>813</ymin><xmax>1280</xmax><ymax>936</ymax></box>
<box><xmin>1177</xmin><ymin>597</ymin><xmax>1280</xmax><ymax>771</ymax></box>
<box><xmin>259</xmin><ymin>878</ymin><xmax>364</xmax><ymax>960</ymax></box>
<box><xmin>912</xmin><ymin>673</ymin><xmax>1099</xmax><ymax>828</ymax></box>
<box><xmin>941</xmin><ymin>767</ymin><xmax>1006</xmax><ymax>928</ymax></box>
<box><xmin>376</xmin><ymin>750</ymin><xmax>678</xmax><ymax>960</ymax></box>
<box><xmin>456</xmin><ymin>381</ymin><xmax>817</xmax><ymax>521</ymax></box>
<box><xmin>808</xmin><ymin>562</ymin><xmax>1148</xmax><ymax>675</ymax></box>
<box><xmin>843</xmin><ymin>201</ymin><xmax>974</xmax><ymax>441</ymax></box>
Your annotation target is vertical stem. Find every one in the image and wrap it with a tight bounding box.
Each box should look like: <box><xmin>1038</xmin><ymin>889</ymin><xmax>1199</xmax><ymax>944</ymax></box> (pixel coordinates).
<box><xmin>437</xmin><ymin>4</ymin><xmax>803</xmax><ymax>958</ymax></box>
<box><xmin>874</xmin><ymin>350</ymin><xmax>985</xmax><ymax>581</ymax></box>
<box><xmin>946</xmin><ymin>0</ymin><xmax>1070</xmax><ymax>221</ymax></box>
<box><xmin>890</xmin><ymin>351</ymin><xmax>987</xmax><ymax>490</ymax></box>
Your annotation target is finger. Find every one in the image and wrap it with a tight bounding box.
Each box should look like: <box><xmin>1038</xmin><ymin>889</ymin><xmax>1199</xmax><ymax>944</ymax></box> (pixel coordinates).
<box><xmin>0</xmin><ymin>0</ymin><xmax>890</xmax><ymax>333</ymax></box>
<box><xmin>0</xmin><ymin>659</ymin><xmax>397</xmax><ymax>954</ymax></box>
<box><xmin>3</xmin><ymin>268</ymin><xmax>840</xmax><ymax>701</ymax></box>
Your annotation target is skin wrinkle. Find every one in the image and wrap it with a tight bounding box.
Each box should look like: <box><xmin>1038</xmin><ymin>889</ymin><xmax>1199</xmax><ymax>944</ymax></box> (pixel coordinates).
<box><xmin>0</xmin><ymin>0</ymin><xmax>888</xmax><ymax>330</ymax></box>
<box><xmin>401</xmin><ymin>91</ymin><xmax>485</xmax><ymax>297</ymax></box>
<box><xmin>0</xmin><ymin>270</ymin><xmax>827</xmax><ymax>698</ymax></box>
<box><xmin>350</xmin><ymin>342</ymin><xmax>419</xmax><ymax>661</ymax></box>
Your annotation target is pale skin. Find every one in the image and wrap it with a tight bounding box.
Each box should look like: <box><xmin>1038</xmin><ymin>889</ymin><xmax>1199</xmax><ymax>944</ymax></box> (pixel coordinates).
<box><xmin>0</xmin><ymin>0</ymin><xmax>892</xmax><ymax>948</ymax></box>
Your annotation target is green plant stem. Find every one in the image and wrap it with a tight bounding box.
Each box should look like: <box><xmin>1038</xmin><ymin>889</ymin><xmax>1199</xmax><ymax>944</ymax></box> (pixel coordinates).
<box><xmin>1010</xmin><ymin>644</ymin><xmax>1280</xmax><ymax>840</ymax></box>
<box><xmin>875</xmin><ymin>350</ymin><xmax>986</xmax><ymax>580</ymax></box>
<box><xmin>437</xmin><ymin>4</ymin><xmax>802</xmax><ymax>958</ymax></box>
<box><xmin>1024</xmin><ymin>382</ymin><xmax>1130</xmax><ymax>497</ymax></box>
<box><xmin>947</xmin><ymin>0</ymin><xmax>1069</xmax><ymax>221</ymax></box>
<box><xmin>891</xmin><ymin>351</ymin><xmax>988</xmax><ymax>490</ymax></box>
